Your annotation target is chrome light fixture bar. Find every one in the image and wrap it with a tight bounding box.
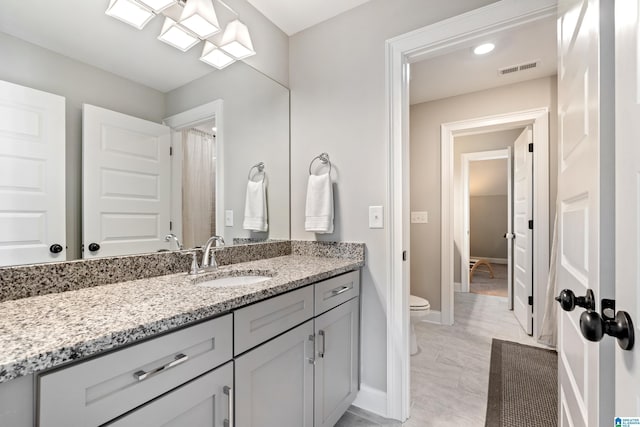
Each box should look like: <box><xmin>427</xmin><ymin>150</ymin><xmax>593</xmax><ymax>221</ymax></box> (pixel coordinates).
<box><xmin>106</xmin><ymin>0</ymin><xmax>256</xmax><ymax>70</ymax></box>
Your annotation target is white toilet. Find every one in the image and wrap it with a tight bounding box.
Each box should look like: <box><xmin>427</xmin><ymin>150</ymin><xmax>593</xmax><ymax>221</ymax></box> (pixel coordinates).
<box><xmin>410</xmin><ymin>294</ymin><xmax>430</xmax><ymax>355</ymax></box>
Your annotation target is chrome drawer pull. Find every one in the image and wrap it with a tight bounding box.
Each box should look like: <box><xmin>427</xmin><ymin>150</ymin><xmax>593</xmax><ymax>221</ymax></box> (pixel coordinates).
<box><xmin>331</xmin><ymin>285</ymin><xmax>351</xmax><ymax>296</ymax></box>
<box><xmin>223</xmin><ymin>385</ymin><xmax>234</xmax><ymax>427</ymax></box>
<box><xmin>134</xmin><ymin>353</ymin><xmax>189</xmax><ymax>381</ymax></box>
<box><xmin>318</xmin><ymin>330</ymin><xmax>326</xmax><ymax>358</ymax></box>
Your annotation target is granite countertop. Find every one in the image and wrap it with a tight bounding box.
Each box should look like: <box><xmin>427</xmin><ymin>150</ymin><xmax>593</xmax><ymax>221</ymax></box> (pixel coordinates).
<box><xmin>0</xmin><ymin>255</ymin><xmax>363</xmax><ymax>384</ymax></box>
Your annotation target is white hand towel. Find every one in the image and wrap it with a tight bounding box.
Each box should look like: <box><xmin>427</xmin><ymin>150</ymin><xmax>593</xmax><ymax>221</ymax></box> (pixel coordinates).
<box><xmin>243</xmin><ymin>179</ymin><xmax>268</xmax><ymax>232</ymax></box>
<box><xmin>305</xmin><ymin>173</ymin><xmax>334</xmax><ymax>233</ymax></box>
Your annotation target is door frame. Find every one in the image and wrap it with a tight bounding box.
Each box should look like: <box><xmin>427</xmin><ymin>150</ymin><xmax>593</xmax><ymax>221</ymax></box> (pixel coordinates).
<box><xmin>460</xmin><ymin>148</ymin><xmax>511</xmax><ymax>297</ymax></box>
<box><xmin>384</xmin><ymin>0</ymin><xmax>557</xmax><ymax>420</ymax></box>
<box><xmin>443</xmin><ymin>111</ymin><xmax>548</xmax><ymax>331</ymax></box>
<box><xmin>163</xmin><ymin>100</ymin><xmax>224</xmax><ymax>245</ymax></box>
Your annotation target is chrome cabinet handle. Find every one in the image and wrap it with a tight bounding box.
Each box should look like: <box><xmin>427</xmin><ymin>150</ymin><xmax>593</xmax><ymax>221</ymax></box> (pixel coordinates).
<box><xmin>223</xmin><ymin>385</ymin><xmax>234</xmax><ymax>427</ymax></box>
<box><xmin>306</xmin><ymin>334</ymin><xmax>316</xmax><ymax>365</ymax></box>
<box><xmin>318</xmin><ymin>330</ymin><xmax>326</xmax><ymax>358</ymax></box>
<box><xmin>134</xmin><ymin>353</ymin><xmax>188</xmax><ymax>381</ymax></box>
<box><xmin>331</xmin><ymin>285</ymin><xmax>350</xmax><ymax>296</ymax></box>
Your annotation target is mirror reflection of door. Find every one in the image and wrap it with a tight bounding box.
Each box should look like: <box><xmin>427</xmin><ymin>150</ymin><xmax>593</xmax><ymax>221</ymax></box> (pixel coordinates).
<box><xmin>82</xmin><ymin>104</ymin><xmax>171</xmax><ymax>258</ymax></box>
<box><xmin>0</xmin><ymin>80</ymin><xmax>66</xmax><ymax>266</ymax></box>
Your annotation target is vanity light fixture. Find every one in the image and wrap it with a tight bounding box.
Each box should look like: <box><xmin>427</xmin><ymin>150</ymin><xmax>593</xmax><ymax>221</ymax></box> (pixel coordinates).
<box><xmin>473</xmin><ymin>43</ymin><xmax>495</xmax><ymax>55</ymax></box>
<box><xmin>219</xmin><ymin>19</ymin><xmax>255</xmax><ymax>59</ymax></box>
<box><xmin>106</xmin><ymin>0</ymin><xmax>255</xmax><ymax>69</ymax></box>
<box><xmin>178</xmin><ymin>0</ymin><xmax>220</xmax><ymax>39</ymax></box>
<box><xmin>136</xmin><ymin>0</ymin><xmax>177</xmax><ymax>13</ymax></box>
<box><xmin>158</xmin><ymin>17</ymin><xmax>200</xmax><ymax>51</ymax></box>
<box><xmin>200</xmin><ymin>41</ymin><xmax>236</xmax><ymax>69</ymax></box>
<box><xmin>105</xmin><ymin>0</ymin><xmax>155</xmax><ymax>30</ymax></box>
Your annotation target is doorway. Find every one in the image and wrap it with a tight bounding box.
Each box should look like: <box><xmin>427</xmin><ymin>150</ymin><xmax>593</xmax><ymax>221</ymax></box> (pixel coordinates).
<box><xmin>384</xmin><ymin>1</ymin><xmax>557</xmax><ymax>420</ymax></box>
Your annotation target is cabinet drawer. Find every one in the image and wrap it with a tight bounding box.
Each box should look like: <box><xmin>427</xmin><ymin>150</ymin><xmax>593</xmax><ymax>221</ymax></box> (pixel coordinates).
<box><xmin>234</xmin><ymin>286</ymin><xmax>314</xmax><ymax>355</ymax></box>
<box><xmin>105</xmin><ymin>361</ymin><xmax>233</xmax><ymax>427</ymax></box>
<box><xmin>314</xmin><ymin>270</ymin><xmax>360</xmax><ymax>315</ymax></box>
<box><xmin>38</xmin><ymin>314</ymin><xmax>232</xmax><ymax>427</ymax></box>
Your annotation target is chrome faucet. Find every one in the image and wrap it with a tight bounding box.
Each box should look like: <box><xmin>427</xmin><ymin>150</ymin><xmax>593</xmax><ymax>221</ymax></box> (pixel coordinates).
<box><xmin>201</xmin><ymin>235</ymin><xmax>225</xmax><ymax>270</ymax></box>
<box><xmin>164</xmin><ymin>233</ymin><xmax>183</xmax><ymax>250</ymax></box>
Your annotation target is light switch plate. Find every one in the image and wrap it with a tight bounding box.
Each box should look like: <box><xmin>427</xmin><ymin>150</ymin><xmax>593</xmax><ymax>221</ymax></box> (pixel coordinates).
<box><xmin>411</xmin><ymin>211</ymin><xmax>429</xmax><ymax>223</ymax></box>
<box><xmin>225</xmin><ymin>210</ymin><xmax>234</xmax><ymax>227</ymax></box>
<box><xmin>369</xmin><ymin>206</ymin><xmax>384</xmax><ymax>229</ymax></box>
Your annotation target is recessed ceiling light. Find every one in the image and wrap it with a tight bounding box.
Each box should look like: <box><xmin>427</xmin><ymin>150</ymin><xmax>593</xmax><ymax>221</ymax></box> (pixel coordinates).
<box><xmin>474</xmin><ymin>43</ymin><xmax>495</xmax><ymax>55</ymax></box>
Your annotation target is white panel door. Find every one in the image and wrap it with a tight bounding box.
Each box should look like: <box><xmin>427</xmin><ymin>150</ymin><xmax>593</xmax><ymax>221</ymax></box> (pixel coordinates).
<box><xmin>0</xmin><ymin>80</ymin><xmax>65</xmax><ymax>266</ymax></box>
<box><xmin>83</xmin><ymin>104</ymin><xmax>171</xmax><ymax>258</ymax></box>
<box><xmin>557</xmin><ymin>0</ymin><xmax>615</xmax><ymax>425</ymax></box>
<box><xmin>614</xmin><ymin>0</ymin><xmax>640</xmax><ymax>417</ymax></box>
<box><xmin>513</xmin><ymin>127</ymin><xmax>533</xmax><ymax>334</ymax></box>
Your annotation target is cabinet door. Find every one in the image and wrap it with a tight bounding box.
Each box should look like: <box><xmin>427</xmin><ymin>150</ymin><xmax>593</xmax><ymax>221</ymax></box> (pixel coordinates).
<box><xmin>314</xmin><ymin>297</ymin><xmax>360</xmax><ymax>427</ymax></box>
<box><xmin>235</xmin><ymin>320</ymin><xmax>314</xmax><ymax>427</ymax></box>
<box><xmin>105</xmin><ymin>362</ymin><xmax>233</xmax><ymax>427</ymax></box>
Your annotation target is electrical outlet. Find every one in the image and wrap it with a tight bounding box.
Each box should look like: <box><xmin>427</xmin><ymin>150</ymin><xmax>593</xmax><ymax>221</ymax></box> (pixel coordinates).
<box><xmin>369</xmin><ymin>206</ymin><xmax>384</xmax><ymax>229</ymax></box>
<box><xmin>225</xmin><ymin>210</ymin><xmax>234</xmax><ymax>227</ymax></box>
<box><xmin>411</xmin><ymin>211</ymin><xmax>429</xmax><ymax>224</ymax></box>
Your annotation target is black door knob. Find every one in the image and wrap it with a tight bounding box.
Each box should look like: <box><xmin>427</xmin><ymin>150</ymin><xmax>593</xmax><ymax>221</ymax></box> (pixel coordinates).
<box><xmin>88</xmin><ymin>243</ymin><xmax>100</xmax><ymax>252</ymax></box>
<box><xmin>49</xmin><ymin>244</ymin><xmax>63</xmax><ymax>254</ymax></box>
<box><xmin>555</xmin><ymin>289</ymin><xmax>596</xmax><ymax>311</ymax></box>
<box><xmin>580</xmin><ymin>309</ymin><xmax>635</xmax><ymax>350</ymax></box>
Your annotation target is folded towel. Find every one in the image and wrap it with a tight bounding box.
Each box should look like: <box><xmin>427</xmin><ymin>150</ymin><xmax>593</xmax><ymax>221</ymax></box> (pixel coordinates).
<box><xmin>243</xmin><ymin>179</ymin><xmax>268</xmax><ymax>232</ymax></box>
<box><xmin>305</xmin><ymin>173</ymin><xmax>334</xmax><ymax>233</ymax></box>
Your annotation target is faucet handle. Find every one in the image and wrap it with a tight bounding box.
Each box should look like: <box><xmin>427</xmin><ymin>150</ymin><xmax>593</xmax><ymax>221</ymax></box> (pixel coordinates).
<box><xmin>189</xmin><ymin>252</ymin><xmax>201</xmax><ymax>275</ymax></box>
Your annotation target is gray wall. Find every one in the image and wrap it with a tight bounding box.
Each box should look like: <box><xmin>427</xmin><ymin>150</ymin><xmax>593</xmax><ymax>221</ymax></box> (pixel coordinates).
<box><xmin>289</xmin><ymin>0</ymin><xmax>499</xmax><ymax>396</ymax></box>
<box><xmin>0</xmin><ymin>33</ymin><xmax>166</xmax><ymax>260</ymax></box>
<box><xmin>409</xmin><ymin>76</ymin><xmax>558</xmax><ymax>310</ymax></box>
<box><xmin>470</xmin><ymin>195</ymin><xmax>508</xmax><ymax>259</ymax></box>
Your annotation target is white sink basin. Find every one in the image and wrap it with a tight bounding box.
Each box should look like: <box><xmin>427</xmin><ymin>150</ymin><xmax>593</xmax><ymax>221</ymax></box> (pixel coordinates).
<box><xmin>195</xmin><ymin>275</ymin><xmax>272</xmax><ymax>288</ymax></box>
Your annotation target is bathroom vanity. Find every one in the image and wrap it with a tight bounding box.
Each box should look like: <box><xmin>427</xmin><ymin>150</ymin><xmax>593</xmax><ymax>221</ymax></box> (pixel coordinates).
<box><xmin>0</xmin><ymin>241</ymin><xmax>364</xmax><ymax>427</ymax></box>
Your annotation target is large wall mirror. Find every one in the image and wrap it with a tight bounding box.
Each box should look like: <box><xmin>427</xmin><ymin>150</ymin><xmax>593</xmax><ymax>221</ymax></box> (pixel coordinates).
<box><xmin>0</xmin><ymin>0</ymin><xmax>290</xmax><ymax>267</ymax></box>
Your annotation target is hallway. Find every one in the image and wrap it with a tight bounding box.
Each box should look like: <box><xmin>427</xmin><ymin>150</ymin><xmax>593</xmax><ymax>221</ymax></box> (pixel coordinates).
<box><xmin>336</xmin><ymin>292</ymin><xmax>545</xmax><ymax>426</ymax></box>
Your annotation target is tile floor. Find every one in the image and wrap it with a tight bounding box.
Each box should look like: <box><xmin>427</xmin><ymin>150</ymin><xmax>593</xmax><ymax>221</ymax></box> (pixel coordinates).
<box><xmin>335</xmin><ymin>292</ymin><xmax>546</xmax><ymax>427</ymax></box>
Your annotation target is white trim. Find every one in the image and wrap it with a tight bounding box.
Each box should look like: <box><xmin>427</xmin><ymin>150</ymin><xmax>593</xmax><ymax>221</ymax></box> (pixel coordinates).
<box><xmin>352</xmin><ymin>384</ymin><xmax>387</xmax><ymax>417</ymax></box>
<box><xmin>461</xmin><ymin>148</ymin><xmax>510</xmax><ymax>293</ymax></box>
<box><xmin>441</xmin><ymin>109</ymin><xmax>549</xmax><ymax>333</ymax></box>
<box><xmin>454</xmin><ymin>282</ymin><xmax>462</xmax><ymax>292</ymax></box>
<box><xmin>163</xmin><ymin>100</ymin><xmax>225</xmax><ymax>243</ymax></box>
<box><xmin>385</xmin><ymin>0</ymin><xmax>556</xmax><ymax>421</ymax></box>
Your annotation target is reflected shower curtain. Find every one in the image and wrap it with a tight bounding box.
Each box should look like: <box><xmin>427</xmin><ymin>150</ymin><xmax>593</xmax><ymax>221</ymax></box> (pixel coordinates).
<box><xmin>182</xmin><ymin>129</ymin><xmax>216</xmax><ymax>249</ymax></box>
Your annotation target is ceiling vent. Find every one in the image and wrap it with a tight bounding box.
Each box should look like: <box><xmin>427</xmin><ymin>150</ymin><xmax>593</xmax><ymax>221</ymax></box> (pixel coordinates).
<box><xmin>498</xmin><ymin>60</ymin><xmax>540</xmax><ymax>76</ymax></box>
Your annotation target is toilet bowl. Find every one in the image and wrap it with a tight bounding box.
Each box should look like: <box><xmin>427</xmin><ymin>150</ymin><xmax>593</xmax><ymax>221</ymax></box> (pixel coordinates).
<box><xmin>410</xmin><ymin>294</ymin><xmax>430</xmax><ymax>355</ymax></box>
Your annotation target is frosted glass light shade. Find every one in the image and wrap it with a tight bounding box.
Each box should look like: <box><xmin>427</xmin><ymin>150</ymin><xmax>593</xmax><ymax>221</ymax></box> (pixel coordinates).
<box><xmin>219</xmin><ymin>20</ymin><xmax>255</xmax><ymax>59</ymax></box>
<box><xmin>158</xmin><ymin>17</ymin><xmax>200</xmax><ymax>51</ymax></box>
<box><xmin>200</xmin><ymin>41</ymin><xmax>235</xmax><ymax>69</ymax></box>
<box><xmin>105</xmin><ymin>0</ymin><xmax>155</xmax><ymax>30</ymax></box>
<box><xmin>179</xmin><ymin>0</ymin><xmax>220</xmax><ymax>39</ymax></box>
<box><xmin>136</xmin><ymin>0</ymin><xmax>176</xmax><ymax>13</ymax></box>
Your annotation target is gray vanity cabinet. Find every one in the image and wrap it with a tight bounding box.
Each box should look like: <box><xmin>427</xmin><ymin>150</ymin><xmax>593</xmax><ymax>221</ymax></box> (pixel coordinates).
<box><xmin>105</xmin><ymin>361</ymin><xmax>233</xmax><ymax>427</ymax></box>
<box><xmin>234</xmin><ymin>270</ymin><xmax>360</xmax><ymax>427</ymax></box>
<box><xmin>314</xmin><ymin>296</ymin><xmax>360</xmax><ymax>427</ymax></box>
<box><xmin>235</xmin><ymin>321</ymin><xmax>315</xmax><ymax>427</ymax></box>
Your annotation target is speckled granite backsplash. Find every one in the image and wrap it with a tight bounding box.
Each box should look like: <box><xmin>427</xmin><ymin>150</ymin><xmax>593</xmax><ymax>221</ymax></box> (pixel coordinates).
<box><xmin>0</xmin><ymin>240</ymin><xmax>363</xmax><ymax>303</ymax></box>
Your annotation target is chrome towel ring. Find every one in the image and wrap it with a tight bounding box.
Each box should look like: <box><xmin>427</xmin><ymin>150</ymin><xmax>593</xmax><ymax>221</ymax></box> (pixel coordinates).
<box><xmin>248</xmin><ymin>162</ymin><xmax>265</xmax><ymax>180</ymax></box>
<box><xmin>309</xmin><ymin>152</ymin><xmax>331</xmax><ymax>175</ymax></box>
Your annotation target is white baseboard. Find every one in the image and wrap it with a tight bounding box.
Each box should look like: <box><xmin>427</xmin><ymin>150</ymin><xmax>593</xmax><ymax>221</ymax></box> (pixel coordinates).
<box><xmin>422</xmin><ymin>310</ymin><xmax>441</xmax><ymax>324</ymax></box>
<box><xmin>454</xmin><ymin>282</ymin><xmax>462</xmax><ymax>292</ymax></box>
<box><xmin>471</xmin><ymin>257</ymin><xmax>508</xmax><ymax>264</ymax></box>
<box><xmin>353</xmin><ymin>384</ymin><xmax>387</xmax><ymax>417</ymax></box>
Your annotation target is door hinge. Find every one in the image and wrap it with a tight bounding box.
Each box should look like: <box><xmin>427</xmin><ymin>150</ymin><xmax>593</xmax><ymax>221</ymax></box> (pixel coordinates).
<box><xmin>528</xmin><ymin>143</ymin><xmax>533</xmax><ymax>152</ymax></box>
<box><xmin>528</xmin><ymin>220</ymin><xmax>533</xmax><ymax>230</ymax></box>
<box><xmin>528</xmin><ymin>296</ymin><xmax>533</xmax><ymax>306</ymax></box>
<box><xmin>169</xmin><ymin>221</ymin><xmax>173</xmax><ymax>231</ymax></box>
<box><xmin>402</xmin><ymin>251</ymin><xmax>407</xmax><ymax>261</ymax></box>
<box><xmin>169</xmin><ymin>146</ymin><xmax>173</xmax><ymax>156</ymax></box>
